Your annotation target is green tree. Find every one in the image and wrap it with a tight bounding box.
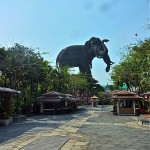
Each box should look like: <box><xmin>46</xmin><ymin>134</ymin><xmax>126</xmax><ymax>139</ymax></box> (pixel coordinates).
<box><xmin>111</xmin><ymin>38</ymin><xmax>150</xmax><ymax>93</ymax></box>
<box><xmin>0</xmin><ymin>44</ymin><xmax>53</xmax><ymax>112</ymax></box>
<box><xmin>68</xmin><ymin>73</ymin><xmax>88</xmax><ymax>95</ymax></box>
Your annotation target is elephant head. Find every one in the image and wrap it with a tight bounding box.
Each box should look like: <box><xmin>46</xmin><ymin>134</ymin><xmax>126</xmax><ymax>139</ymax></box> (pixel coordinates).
<box><xmin>85</xmin><ymin>37</ymin><xmax>114</xmax><ymax>72</ymax></box>
<box><xmin>85</xmin><ymin>37</ymin><xmax>109</xmax><ymax>59</ymax></box>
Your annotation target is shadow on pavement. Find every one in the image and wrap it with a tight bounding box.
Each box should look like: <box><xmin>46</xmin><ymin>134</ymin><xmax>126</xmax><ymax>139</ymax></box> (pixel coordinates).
<box><xmin>0</xmin><ymin>106</ymin><xmax>88</xmax><ymax>144</ymax></box>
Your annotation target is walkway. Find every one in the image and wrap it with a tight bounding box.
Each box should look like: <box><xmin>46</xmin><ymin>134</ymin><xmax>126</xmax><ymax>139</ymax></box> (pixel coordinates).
<box><xmin>0</xmin><ymin>106</ymin><xmax>150</xmax><ymax>150</ymax></box>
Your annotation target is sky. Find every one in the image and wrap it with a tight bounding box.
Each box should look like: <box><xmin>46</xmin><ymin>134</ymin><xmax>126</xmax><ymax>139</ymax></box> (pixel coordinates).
<box><xmin>0</xmin><ymin>0</ymin><xmax>149</xmax><ymax>85</ymax></box>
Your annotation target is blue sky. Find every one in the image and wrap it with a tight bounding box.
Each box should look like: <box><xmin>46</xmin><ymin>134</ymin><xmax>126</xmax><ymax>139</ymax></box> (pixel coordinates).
<box><xmin>0</xmin><ymin>0</ymin><xmax>149</xmax><ymax>85</ymax></box>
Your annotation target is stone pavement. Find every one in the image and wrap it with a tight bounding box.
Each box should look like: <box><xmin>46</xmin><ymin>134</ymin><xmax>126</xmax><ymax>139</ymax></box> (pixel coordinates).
<box><xmin>0</xmin><ymin>106</ymin><xmax>150</xmax><ymax>150</ymax></box>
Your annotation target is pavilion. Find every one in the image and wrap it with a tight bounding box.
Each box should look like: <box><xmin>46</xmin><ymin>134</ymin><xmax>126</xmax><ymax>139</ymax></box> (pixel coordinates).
<box><xmin>111</xmin><ymin>90</ymin><xmax>143</xmax><ymax>115</ymax></box>
<box><xmin>37</xmin><ymin>91</ymin><xmax>78</xmax><ymax>114</ymax></box>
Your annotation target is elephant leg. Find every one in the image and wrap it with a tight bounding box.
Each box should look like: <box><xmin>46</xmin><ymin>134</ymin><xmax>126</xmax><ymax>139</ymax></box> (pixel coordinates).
<box><xmin>79</xmin><ymin>65</ymin><xmax>85</xmax><ymax>74</ymax></box>
<box><xmin>80</xmin><ymin>64</ymin><xmax>91</xmax><ymax>75</ymax></box>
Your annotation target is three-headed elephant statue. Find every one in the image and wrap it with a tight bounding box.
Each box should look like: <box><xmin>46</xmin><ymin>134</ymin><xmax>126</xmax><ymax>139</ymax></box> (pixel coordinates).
<box><xmin>56</xmin><ymin>37</ymin><xmax>114</xmax><ymax>75</ymax></box>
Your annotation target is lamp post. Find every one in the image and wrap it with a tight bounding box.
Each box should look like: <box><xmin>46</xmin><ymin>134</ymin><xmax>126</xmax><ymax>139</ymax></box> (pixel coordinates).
<box><xmin>91</xmin><ymin>95</ymin><xmax>98</xmax><ymax>107</ymax></box>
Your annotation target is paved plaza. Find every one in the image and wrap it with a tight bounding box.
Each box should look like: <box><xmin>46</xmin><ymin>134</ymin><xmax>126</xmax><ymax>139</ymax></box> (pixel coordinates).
<box><xmin>0</xmin><ymin>106</ymin><xmax>150</xmax><ymax>150</ymax></box>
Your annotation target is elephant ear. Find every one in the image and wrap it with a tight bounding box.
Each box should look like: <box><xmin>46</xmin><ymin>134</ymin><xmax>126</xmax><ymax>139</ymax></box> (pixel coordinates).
<box><xmin>84</xmin><ymin>40</ymin><xmax>91</xmax><ymax>49</ymax></box>
<box><xmin>84</xmin><ymin>37</ymin><xmax>98</xmax><ymax>49</ymax></box>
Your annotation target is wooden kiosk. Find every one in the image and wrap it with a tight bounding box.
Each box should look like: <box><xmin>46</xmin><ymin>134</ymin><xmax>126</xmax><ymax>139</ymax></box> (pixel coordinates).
<box><xmin>111</xmin><ymin>90</ymin><xmax>143</xmax><ymax>115</ymax></box>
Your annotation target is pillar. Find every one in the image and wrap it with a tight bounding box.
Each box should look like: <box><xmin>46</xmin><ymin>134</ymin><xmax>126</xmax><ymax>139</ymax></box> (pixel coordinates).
<box><xmin>91</xmin><ymin>99</ymin><xmax>98</xmax><ymax>107</ymax></box>
<box><xmin>133</xmin><ymin>100</ymin><xmax>136</xmax><ymax>115</ymax></box>
<box><xmin>117</xmin><ymin>100</ymin><xmax>119</xmax><ymax>115</ymax></box>
<box><xmin>40</xmin><ymin>102</ymin><xmax>43</xmax><ymax>113</ymax></box>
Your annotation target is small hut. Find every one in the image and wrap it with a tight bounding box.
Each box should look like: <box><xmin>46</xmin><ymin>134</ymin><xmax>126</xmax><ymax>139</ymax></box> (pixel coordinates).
<box><xmin>0</xmin><ymin>87</ymin><xmax>20</xmax><ymax>125</ymax></box>
<box><xmin>111</xmin><ymin>90</ymin><xmax>143</xmax><ymax>115</ymax></box>
<box><xmin>37</xmin><ymin>91</ymin><xmax>78</xmax><ymax>114</ymax></box>
<box><xmin>60</xmin><ymin>94</ymin><xmax>78</xmax><ymax>111</ymax></box>
<box><xmin>91</xmin><ymin>95</ymin><xmax>99</xmax><ymax>107</ymax></box>
<box><xmin>37</xmin><ymin>91</ymin><xmax>62</xmax><ymax>114</ymax></box>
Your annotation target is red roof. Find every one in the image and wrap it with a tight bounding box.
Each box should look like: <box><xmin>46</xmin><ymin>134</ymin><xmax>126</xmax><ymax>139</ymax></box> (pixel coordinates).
<box><xmin>37</xmin><ymin>91</ymin><xmax>78</xmax><ymax>102</ymax></box>
<box><xmin>114</xmin><ymin>90</ymin><xmax>135</xmax><ymax>96</ymax></box>
<box><xmin>44</xmin><ymin>91</ymin><xmax>60</xmax><ymax>97</ymax></box>
<box><xmin>111</xmin><ymin>90</ymin><xmax>143</xmax><ymax>100</ymax></box>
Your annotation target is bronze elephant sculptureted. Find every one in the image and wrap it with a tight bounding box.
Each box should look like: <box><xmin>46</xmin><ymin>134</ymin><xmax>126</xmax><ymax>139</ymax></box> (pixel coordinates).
<box><xmin>56</xmin><ymin>37</ymin><xmax>114</xmax><ymax>75</ymax></box>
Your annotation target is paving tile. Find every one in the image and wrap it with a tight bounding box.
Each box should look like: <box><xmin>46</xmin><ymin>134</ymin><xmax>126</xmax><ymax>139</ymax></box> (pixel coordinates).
<box><xmin>75</xmin><ymin>142</ymin><xmax>89</xmax><ymax>146</ymax></box>
<box><xmin>60</xmin><ymin>147</ymin><xmax>72</xmax><ymax>150</ymax></box>
<box><xmin>0</xmin><ymin>106</ymin><xmax>150</xmax><ymax>150</ymax></box>
<box><xmin>71</xmin><ymin>145</ymin><xmax>88</xmax><ymax>150</ymax></box>
<box><xmin>21</xmin><ymin>136</ymin><xmax>68</xmax><ymax>150</ymax></box>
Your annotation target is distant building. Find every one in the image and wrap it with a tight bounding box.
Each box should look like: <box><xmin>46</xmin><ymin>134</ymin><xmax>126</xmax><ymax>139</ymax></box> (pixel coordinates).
<box><xmin>118</xmin><ymin>84</ymin><xmax>128</xmax><ymax>91</ymax></box>
<box><xmin>105</xmin><ymin>84</ymin><xmax>111</xmax><ymax>93</ymax></box>
<box><xmin>102</xmin><ymin>84</ymin><xmax>127</xmax><ymax>92</ymax></box>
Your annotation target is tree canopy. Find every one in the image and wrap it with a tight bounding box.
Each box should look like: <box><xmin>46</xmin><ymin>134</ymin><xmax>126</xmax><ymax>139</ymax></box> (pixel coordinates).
<box><xmin>0</xmin><ymin>43</ymin><xmax>103</xmax><ymax>111</ymax></box>
<box><xmin>111</xmin><ymin>38</ymin><xmax>150</xmax><ymax>94</ymax></box>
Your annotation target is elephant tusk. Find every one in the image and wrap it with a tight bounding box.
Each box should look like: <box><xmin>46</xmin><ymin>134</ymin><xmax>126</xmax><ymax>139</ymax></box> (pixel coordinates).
<box><xmin>102</xmin><ymin>39</ymin><xmax>109</xmax><ymax>43</ymax></box>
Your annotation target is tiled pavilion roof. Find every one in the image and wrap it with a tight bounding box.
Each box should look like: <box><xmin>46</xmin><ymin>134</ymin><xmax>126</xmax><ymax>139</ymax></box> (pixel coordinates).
<box><xmin>37</xmin><ymin>91</ymin><xmax>78</xmax><ymax>102</ymax></box>
<box><xmin>111</xmin><ymin>90</ymin><xmax>143</xmax><ymax>100</ymax></box>
<box><xmin>91</xmin><ymin>95</ymin><xmax>98</xmax><ymax>99</ymax></box>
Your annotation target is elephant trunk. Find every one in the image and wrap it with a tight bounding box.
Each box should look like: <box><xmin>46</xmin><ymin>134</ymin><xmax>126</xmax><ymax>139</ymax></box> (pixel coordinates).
<box><xmin>96</xmin><ymin>39</ymin><xmax>109</xmax><ymax>58</ymax></box>
<box><xmin>101</xmin><ymin>39</ymin><xmax>109</xmax><ymax>53</ymax></box>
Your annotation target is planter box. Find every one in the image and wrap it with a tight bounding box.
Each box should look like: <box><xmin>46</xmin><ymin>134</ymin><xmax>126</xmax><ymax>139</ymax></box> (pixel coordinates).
<box><xmin>0</xmin><ymin>117</ymin><xmax>12</xmax><ymax>126</ymax></box>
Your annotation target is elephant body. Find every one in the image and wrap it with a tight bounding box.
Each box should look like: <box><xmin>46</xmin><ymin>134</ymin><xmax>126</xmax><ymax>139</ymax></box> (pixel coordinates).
<box><xmin>56</xmin><ymin>37</ymin><xmax>114</xmax><ymax>75</ymax></box>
